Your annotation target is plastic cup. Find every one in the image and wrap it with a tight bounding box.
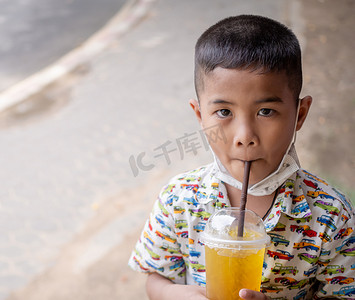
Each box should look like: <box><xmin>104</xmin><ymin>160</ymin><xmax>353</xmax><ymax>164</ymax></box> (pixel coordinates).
<box><xmin>201</xmin><ymin>208</ymin><xmax>270</xmax><ymax>300</ymax></box>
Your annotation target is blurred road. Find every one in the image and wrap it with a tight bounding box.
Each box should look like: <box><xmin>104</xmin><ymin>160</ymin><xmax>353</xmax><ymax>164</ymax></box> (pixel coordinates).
<box><xmin>0</xmin><ymin>0</ymin><xmax>303</xmax><ymax>298</ymax></box>
<box><xmin>0</xmin><ymin>0</ymin><xmax>126</xmax><ymax>92</ymax></box>
<box><xmin>0</xmin><ymin>0</ymin><xmax>353</xmax><ymax>299</ymax></box>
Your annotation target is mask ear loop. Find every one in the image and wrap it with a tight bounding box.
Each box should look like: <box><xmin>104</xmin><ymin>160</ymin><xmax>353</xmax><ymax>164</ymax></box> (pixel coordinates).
<box><xmin>293</xmin><ymin>99</ymin><xmax>301</xmax><ymax>143</ymax></box>
<box><xmin>285</xmin><ymin>98</ymin><xmax>301</xmax><ymax>154</ymax></box>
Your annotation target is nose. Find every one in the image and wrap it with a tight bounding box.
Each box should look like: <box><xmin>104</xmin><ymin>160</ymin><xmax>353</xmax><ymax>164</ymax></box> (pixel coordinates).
<box><xmin>233</xmin><ymin>119</ymin><xmax>259</xmax><ymax>148</ymax></box>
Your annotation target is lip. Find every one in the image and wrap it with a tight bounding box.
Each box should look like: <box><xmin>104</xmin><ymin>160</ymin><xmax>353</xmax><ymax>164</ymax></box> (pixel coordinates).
<box><xmin>235</xmin><ymin>158</ymin><xmax>260</xmax><ymax>163</ymax></box>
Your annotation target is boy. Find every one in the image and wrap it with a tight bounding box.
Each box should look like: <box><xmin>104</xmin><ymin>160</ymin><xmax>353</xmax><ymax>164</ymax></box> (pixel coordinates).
<box><xmin>128</xmin><ymin>15</ymin><xmax>354</xmax><ymax>299</ymax></box>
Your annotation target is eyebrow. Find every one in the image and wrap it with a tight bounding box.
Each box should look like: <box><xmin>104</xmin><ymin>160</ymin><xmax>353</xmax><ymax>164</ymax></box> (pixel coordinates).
<box><xmin>208</xmin><ymin>99</ymin><xmax>233</xmax><ymax>105</ymax></box>
<box><xmin>254</xmin><ymin>97</ymin><xmax>283</xmax><ymax>104</ymax></box>
<box><xmin>208</xmin><ymin>97</ymin><xmax>283</xmax><ymax>106</ymax></box>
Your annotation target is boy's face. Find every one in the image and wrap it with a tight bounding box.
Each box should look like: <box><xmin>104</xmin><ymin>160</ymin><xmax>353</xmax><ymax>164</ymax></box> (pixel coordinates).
<box><xmin>190</xmin><ymin>67</ymin><xmax>312</xmax><ymax>185</ymax></box>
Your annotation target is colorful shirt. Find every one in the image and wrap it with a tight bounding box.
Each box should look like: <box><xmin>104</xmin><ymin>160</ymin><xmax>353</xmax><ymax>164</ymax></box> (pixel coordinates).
<box><xmin>128</xmin><ymin>164</ymin><xmax>355</xmax><ymax>299</ymax></box>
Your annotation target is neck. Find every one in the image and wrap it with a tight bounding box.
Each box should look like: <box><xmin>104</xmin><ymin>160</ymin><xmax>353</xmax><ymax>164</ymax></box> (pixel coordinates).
<box><xmin>226</xmin><ymin>184</ymin><xmax>276</xmax><ymax>219</ymax></box>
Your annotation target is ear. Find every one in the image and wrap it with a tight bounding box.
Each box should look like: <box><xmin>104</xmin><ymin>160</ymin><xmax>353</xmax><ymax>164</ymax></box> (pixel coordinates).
<box><xmin>189</xmin><ymin>99</ymin><xmax>202</xmax><ymax>125</ymax></box>
<box><xmin>296</xmin><ymin>95</ymin><xmax>312</xmax><ymax>131</ymax></box>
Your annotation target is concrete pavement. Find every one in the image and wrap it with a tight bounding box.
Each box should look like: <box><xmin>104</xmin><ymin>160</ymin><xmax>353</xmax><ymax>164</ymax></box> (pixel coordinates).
<box><xmin>0</xmin><ymin>0</ymin><xmax>353</xmax><ymax>299</ymax></box>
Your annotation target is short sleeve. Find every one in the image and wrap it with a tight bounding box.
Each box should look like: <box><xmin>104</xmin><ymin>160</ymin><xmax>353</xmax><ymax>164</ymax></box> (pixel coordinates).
<box><xmin>128</xmin><ymin>186</ymin><xmax>186</xmax><ymax>284</ymax></box>
<box><xmin>314</xmin><ymin>196</ymin><xmax>355</xmax><ymax>298</ymax></box>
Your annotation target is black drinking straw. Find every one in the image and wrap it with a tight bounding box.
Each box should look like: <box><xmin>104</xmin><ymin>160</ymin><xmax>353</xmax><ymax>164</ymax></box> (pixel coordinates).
<box><xmin>237</xmin><ymin>161</ymin><xmax>251</xmax><ymax>238</ymax></box>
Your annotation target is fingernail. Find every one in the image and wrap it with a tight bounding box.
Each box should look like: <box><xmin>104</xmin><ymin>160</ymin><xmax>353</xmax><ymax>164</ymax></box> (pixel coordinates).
<box><xmin>239</xmin><ymin>289</ymin><xmax>249</xmax><ymax>298</ymax></box>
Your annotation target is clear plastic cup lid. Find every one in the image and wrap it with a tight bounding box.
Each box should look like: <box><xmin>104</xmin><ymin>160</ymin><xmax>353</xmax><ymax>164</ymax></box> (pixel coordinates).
<box><xmin>200</xmin><ymin>208</ymin><xmax>270</xmax><ymax>249</ymax></box>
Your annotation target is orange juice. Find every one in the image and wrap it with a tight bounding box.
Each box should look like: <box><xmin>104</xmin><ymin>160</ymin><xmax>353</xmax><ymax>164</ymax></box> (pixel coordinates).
<box><xmin>205</xmin><ymin>245</ymin><xmax>265</xmax><ymax>300</ymax></box>
<box><xmin>201</xmin><ymin>208</ymin><xmax>269</xmax><ymax>300</ymax></box>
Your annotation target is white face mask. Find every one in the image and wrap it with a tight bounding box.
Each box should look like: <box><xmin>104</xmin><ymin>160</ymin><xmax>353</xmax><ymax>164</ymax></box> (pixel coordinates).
<box><xmin>210</xmin><ymin>102</ymin><xmax>301</xmax><ymax>196</ymax></box>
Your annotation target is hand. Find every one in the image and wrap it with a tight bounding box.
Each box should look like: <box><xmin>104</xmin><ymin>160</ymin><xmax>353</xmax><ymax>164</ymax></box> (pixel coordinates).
<box><xmin>239</xmin><ymin>289</ymin><xmax>270</xmax><ymax>300</ymax></box>
<box><xmin>146</xmin><ymin>273</ymin><xmax>207</xmax><ymax>300</ymax></box>
<box><xmin>172</xmin><ymin>284</ymin><xmax>207</xmax><ymax>300</ymax></box>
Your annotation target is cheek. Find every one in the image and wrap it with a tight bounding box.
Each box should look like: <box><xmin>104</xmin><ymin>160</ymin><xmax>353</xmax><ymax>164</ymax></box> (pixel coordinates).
<box><xmin>262</xmin><ymin>122</ymin><xmax>294</xmax><ymax>155</ymax></box>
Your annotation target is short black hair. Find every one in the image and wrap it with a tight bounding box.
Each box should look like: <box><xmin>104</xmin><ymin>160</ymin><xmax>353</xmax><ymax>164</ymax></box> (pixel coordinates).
<box><xmin>194</xmin><ymin>15</ymin><xmax>302</xmax><ymax>100</ymax></box>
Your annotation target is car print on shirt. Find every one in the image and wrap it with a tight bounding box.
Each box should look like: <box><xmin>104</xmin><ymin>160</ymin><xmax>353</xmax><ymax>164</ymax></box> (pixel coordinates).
<box><xmin>316</xmin><ymin>215</ymin><xmax>337</xmax><ymax>232</ymax></box>
<box><xmin>303</xmin><ymin>179</ymin><xmax>318</xmax><ymax>190</ymax></box>
<box><xmin>320</xmin><ymin>264</ymin><xmax>345</xmax><ymax>275</ymax></box>
<box><xmin>183</xmin><ymin>196</ymin><xmax>199</xmax><ymax>206</ymax></box>
<box><xmin>155</xmin><ymin>214</ymin><xmax>172</xmax><ymax>231</ymax></box>
<box><xmin>274</xmin><ymin>222</ymin><xmax>286</xmax><ymax>232</ymax></box>
<box><xmin>169</xmin><ymin>259</ymin><xmax>185</xmax><ymax>271</ymax></box>
<box><xmin>156</xmin><ymin>230</ymin><xmax>177</xmax><ymax>243</ymax></box>
<box><xmin>307</xmin><ymin>190</ymin><xmax>336</xmax><ymax>201</ymax></box>
<box><xmin>189</xmin><ymin>208</ymin><xmax>204</xmax><ymax>217</ymax></box>
<box><xmin>261</xmin><ymin>285</ymin><xmax>283</xmax><ymax>294</ymax></box>
<box><xmin>174</xmin><ymin>206</ymin><xmax>186</xmax><ymax>214</ymax></box>
<box><xmin>319</xmin><ymin>232</ymin><xmax>332</xmax><ymax>243</ymax></box>
<box><xmin>338</xmin><ymin>247</ymin><xmax>355</xmax><ymax>257</ymax></box>
<box><xmin>298</xmin><ymin>253</ymin><xmax>318</xmax><ymax>265</ymax></box>
<box><xmin>271</xmin><ymin>263</ymin><xmax>299</xmax><ymax>276</ymax></box>
<box><xmin>325</xmin><ymin>276</ymin><xmax>354</xmax><ymax>285</ymax></box>
<box><xmin>320</xmin><ymin>249</ymin><xmax>331</xmax><ymax>256</ymax></box>
<box><xmin>291</xmin><ymin>202</ymin><xmax>310</xmax><ymax>216</ymax></box>
<box><xmin>267</xmin><ymin>249</ymin><xmax>294</xmax><ymax>261</ymax></box>
<box><xmin>293</xmin><ymin>289</ymin><xmax>307</xmax><ymax>300</ymax></box>
<box><xmin>189</xmin><ymin>208</ymin><xmax>211</xmax><ymax>221</ymax></box>
<box><xmin>145</xmin><ymin>260</ymin><xmax>164</xmax><ymax>272</ymax></box>
<box><xmin>293</xmin><ymin>238</ymin><xmax>320</xmax><ymax>252</ymax></box>
<box><xmin>144</xmin><ymin>244</ymin><xmax>161</xmax><ymax>260</ymax></box>
<box><xmin>179</xmin><ymin>176</ymin><xmax>201</xmax><ymax>183</ymax></box>
<box><xmin>292</xmin><ymin>195</ymin><xmax>305</xmax><ymax>204</ymax></box>
<box><xmin>303</xmin><ymin>265</ymin><xmax>318</xmax><ymax>277</ymax></box>
<box><xmin>158</xmin><ymin>199</ymin><xmax>170</xmax><ymax>217</ymax></box>
<box><xmin>175</xmin><ymin>220</ymin><xmax>188</xmax><ymax>230</ymax></box>
<box><xmin>188</xmin><ymin>260</ymin><xmax>205</xmax><ymax>272</ymax></box>
<box><xmin>144</xmin><ymin>231</ymin><xmax>155</xmax><ymax>246</ymax></box>
<box><xmin>211</xmin><ymin>182</ymin><xmax>219</xmax><ymax>190</ymax></box>
<box><xmin>290</xmin><ymin>225</ymin><xmax>317</xmax><ymax>238</ymax></box>
<box><xmin>162</xmin><ymin>184</ymin><xmax>176</xmax><ymax>195</ymax></box>
<box><xmin>337</xmin><ymin>235</ymin><xmax>355</xmax><ymax>249</ymax></box>
<box><xmin>317</xmin><ymin>258</ymin><xmax>331</xmax><ymax>267</ymax></box>
<box><xmin>332</xmin><ymin>285</ymin><xmax>355</xmax><ymax>296</ymax></box>
<box><xmin>286</xmin><ymin>215</ymin><xmax>312</xmax><ymax>224</ymax></box>
<box><xmin>302</xmin><ymin>170</ymin><xmax>328</xmax><ymax>185</ymax></box>
<box><xmin>192</xmin><ymin>273</ymin><xmax>205</xmax><ymax>285</ymax></box>
<box><xmin>160</xmin><ymin>243</ymin><xmax>180</xmax><ymax>254</ymax></box>
<box><xmin>177</xmin><ymin>231</ymin><xmax>188</xmax><ymax>238</ymax></box>
<box><xmin>189</xmin><ymin>248</ymin><xmax>201</xmax><ymax>258</ymax></box>
<box><xmin>165</xmin><ymin>255</ymin><xmax>181</xmax><ymax>262</ymax></box>
<box><xmin>268</xmin><ymin>233</ymin><xmax>290</xmax><ymax>247</ymax></box>
<box><xmin>334</xmin><ymin>227</ymin><xmax>353</xmax><ymax>240</ymax></box>
<box><xmin>213</xmin><ymin>200</ymin><xmax>227</xmax><ymax>208</ymax></box>
<box><xmin>313</xmin><ymin>200</ymin><xmax>340</xmax><ymax>216</ymax></box>
<box><xmin>303</xmin><ymin>229</ymin><xmax>317</xmax><ymax>238</ymax></box>
<box><xmin>275</xmin><ymin>276</ymin><xmax>297</xmax><ymax>285</ymax></box>
<box><xmin>287</xmin><ymin>279</ymin><xmax>308</xmax><ymax>290</ymax></box>
<box><xmin>193</xmin><ymin>222</ymin><xmax>206</xmax><ymax>232</ymax></box>
<box><xmin>195</xmin><ymin>190</ymin><xmax>207</xmax><ymax>200</ymax></box>
<box><xmin>180</xmin><ymin>184</ymin><xmax>199</xmax><ymax>193</ymax></box>
<box><xmin>165</xmin><ymin>194</ymin><xmax>178</xmax><ymax>206</ymax></box>
<box><xmin>261</xmin><ymin>275</ymin><xmax>270</xmax><ymax>284</ymax></box>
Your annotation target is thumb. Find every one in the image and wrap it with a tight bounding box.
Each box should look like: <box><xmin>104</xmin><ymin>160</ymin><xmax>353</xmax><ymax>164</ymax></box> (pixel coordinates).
<box><xmin>239</xmin><ymin>289</ymin><xmax>269</xmax><ymax>300</ymax></box>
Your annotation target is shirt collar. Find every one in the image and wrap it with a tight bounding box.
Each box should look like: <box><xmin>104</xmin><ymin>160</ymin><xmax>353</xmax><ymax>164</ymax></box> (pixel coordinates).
<box><xmin>264</xmin><ymin>171</ymin><xmax>312</xmax><ymax>231</ymax></box>
<box><xmin>194</xmin><ymin>165</ymin><xmax>226</xmax><ymax>205</ymax></box>
<box><xmin>196</xmin><ymin>167</ymin><xmax>312</xmax><ymax>224</ymax></box>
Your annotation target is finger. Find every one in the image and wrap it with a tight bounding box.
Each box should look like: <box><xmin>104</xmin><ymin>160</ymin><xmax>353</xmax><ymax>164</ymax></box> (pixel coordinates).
<box><xmin>239</xmin><ymin>289</ymin><xmax>269</xmax><ymax>300</ymax></box>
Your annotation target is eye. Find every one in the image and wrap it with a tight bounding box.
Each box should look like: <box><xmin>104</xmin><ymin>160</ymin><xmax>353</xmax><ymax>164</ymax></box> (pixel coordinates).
<box><xmin>258</xmin><ymin>108</ymin><xmax>275</xmax><ymax>117</ymax></box>
<box><xmin>216</xmin><ymin>109</ymin><xmax>232</xmax><ymax>118</ymax></box>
